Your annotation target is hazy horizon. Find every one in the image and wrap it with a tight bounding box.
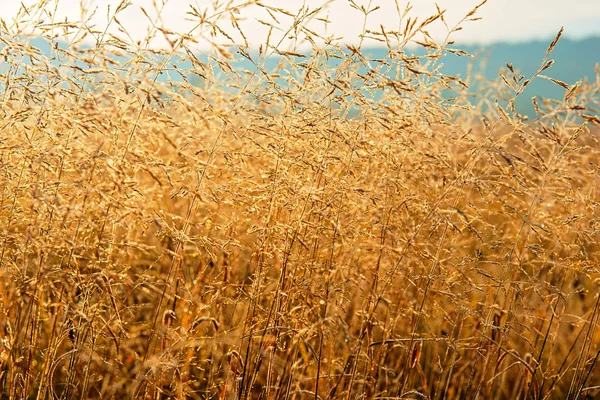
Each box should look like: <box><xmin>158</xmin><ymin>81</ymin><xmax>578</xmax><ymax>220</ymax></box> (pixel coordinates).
<box><xmin>1</xmin><ymin>0</ymin><xmax>599</xmax><ymax>50</ymax></box>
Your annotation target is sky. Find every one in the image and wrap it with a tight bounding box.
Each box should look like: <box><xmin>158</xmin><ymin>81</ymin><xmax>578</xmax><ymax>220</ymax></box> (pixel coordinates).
<box><xmin>1</xmin><ymin>0</ymin><xmax>599</xmax><ymax>50</ymax></box>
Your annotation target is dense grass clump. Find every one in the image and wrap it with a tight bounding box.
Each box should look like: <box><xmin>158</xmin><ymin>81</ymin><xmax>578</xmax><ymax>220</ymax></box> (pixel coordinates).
<box><xmin>1</xmin><ymin>1</ymin><xmax>599</xmax><ymax>398</ymax></box>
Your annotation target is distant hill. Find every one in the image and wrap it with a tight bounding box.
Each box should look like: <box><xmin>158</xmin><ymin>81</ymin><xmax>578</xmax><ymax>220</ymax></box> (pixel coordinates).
<box><xmin>361</xmin><ymin>36</ymin><xmax>599</xmax><ymax>116</ymax></box>
<box><xmin>3</xmin><ymin>35</ymin><xmax>598</xmax><ymax>117</ymax></box>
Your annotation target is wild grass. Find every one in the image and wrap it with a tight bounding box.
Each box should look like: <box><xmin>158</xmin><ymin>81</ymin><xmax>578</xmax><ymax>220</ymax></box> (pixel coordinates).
<box><xmin>0</xmin><ymin>0</ymin><xmax>599</xmax><ymax>398</ymax></box>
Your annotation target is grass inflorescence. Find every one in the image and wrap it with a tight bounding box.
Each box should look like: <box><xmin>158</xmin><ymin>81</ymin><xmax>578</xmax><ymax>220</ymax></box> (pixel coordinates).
<box><xmin>0</xmin><ymin>0</ymin><xmax>599</xmax><ymax>398</ymax></box>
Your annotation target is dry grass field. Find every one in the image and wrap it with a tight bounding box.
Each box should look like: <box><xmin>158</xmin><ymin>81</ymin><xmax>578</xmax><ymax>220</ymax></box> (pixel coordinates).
<box><xmin>1</xmin><ymin>1</ymin><xmax>599</xmax><ymax>398</ymax></box>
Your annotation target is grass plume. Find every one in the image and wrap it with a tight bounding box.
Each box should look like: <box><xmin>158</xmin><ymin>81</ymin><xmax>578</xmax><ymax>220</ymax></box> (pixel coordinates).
<box><xmin>0</xmin><ymin>0</ymin><xmax>599</xmax><ymax>398</ymax></box>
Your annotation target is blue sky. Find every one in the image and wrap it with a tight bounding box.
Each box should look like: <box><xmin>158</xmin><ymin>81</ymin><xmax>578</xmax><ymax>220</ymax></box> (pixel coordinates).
<box><xmin>1</xmin><ymin>0</ymin><xmax>599</xmax><ymax>49</ymax></box>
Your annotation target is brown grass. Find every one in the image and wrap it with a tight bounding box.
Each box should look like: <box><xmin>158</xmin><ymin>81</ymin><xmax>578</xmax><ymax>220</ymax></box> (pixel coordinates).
<box><xmin>1</xmin><ymin>1</ymin><xmax>599</xmax><ymax>398</ymax></box>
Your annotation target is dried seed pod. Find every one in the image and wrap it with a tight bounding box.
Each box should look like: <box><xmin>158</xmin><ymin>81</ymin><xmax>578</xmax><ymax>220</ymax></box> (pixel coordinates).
<box><xmin>227</xmin><ymin>350</ymin><xmax>244</xmax><ymax>377</ymax></box>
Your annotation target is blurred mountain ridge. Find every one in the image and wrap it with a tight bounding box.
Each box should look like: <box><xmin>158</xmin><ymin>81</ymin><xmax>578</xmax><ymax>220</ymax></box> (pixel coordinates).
<box><xmin>6</xmin><ymin>35</ymin><xmax>599</xmax><ymax>117</ymax></box>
